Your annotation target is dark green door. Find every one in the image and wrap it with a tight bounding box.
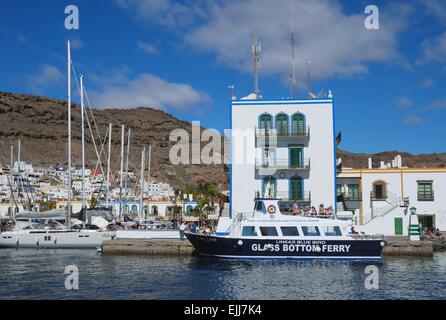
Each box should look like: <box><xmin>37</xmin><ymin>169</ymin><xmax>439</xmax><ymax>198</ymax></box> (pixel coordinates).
<box><xmin>394</xmin><ymin>218</ymin><xmax>403</xmax><ymax>235</ymax></box>
<box><xmin>290</xmin><ymin>177</ymin><xmax>303</xmax><ymax>200</ymax></box>
<box><xmin>289</xmin><ymin>147</ymin><xmax>303</xmax><ymax>168</ymax></box>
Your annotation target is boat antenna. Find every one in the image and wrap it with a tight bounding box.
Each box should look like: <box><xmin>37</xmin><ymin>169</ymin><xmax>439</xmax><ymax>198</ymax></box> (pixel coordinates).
<box><xmin>306</xmin><ymin>60</ymin><xmax>312</xmax><ymax>98</ymax></box>
<box><xmin>290</xmin><ymin>0</ymin><xmax>297</xmax><ymax>98</ymax></box>
<box><xmin>228</xmin><ymin>84</ymin><xmax>236</xmax><ymax>100</ymax></box>
<box><xmin>67</xmin><ymin>40</ymin><xmax>72</xmax><ymax>230</ymax></box>
<box><xmin>252</xmin><ymin>32</ymin><xmax>261</xmax><ymax>99</ymax></box>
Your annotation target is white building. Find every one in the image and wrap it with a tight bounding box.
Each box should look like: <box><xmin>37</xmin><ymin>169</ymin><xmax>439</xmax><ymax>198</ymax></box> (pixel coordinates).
<box><xmin>230</xmin><ymin>98</ymin><xmax>336</xmax><ymax>215</ymax></box>
<box><xmin>143</xmin><ymin>181</ymin><xmax>175</xmax><ymax>200</ymax></box>
<box><xmin>338</xmin><ymin>160</ymin><xmax>446</xmax><ymax>235</ymax></box>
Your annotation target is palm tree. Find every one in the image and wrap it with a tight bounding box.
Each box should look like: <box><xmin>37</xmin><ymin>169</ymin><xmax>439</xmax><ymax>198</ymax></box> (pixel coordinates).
<box><xmin>193</xmin><ymin>196</ymin><xmax>215</xmax><ymax>222</ymax></box>
<box><xmin>197</xmin><ymin>181</ymin><xmax>220</xmax><ymax>202</ymax></box>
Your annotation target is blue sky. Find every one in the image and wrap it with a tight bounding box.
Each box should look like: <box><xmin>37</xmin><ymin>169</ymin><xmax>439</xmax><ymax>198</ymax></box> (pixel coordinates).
<box><xmin>1</xmin><ymin>0</ymin><xmax>445</xmax><ymax>154</ymax></box>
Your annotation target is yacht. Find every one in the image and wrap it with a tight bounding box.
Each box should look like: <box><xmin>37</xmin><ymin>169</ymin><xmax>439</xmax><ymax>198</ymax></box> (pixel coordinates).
<box><xmin>0</xmin><ymin>41</ymin><xmax>116</xmax><ymax>249</ymax></box>
<box><xmin>0</xmin><ymin>210</ymin><xmax>115</xmax><ymax>248</ymax></box>
<box><xmin>185</xmin><ymin>198</ymin><xmax>386</xmax><ymax>261</ymax></box>
<box><xmin>115</xmin><ymin>220</ymin><xmax>179</xmax><ymax>239</ymax></box>
<box><xmin>0</xmin><ymin>228</ymin><xmax>115</xmax><ymax>249</ymax></box>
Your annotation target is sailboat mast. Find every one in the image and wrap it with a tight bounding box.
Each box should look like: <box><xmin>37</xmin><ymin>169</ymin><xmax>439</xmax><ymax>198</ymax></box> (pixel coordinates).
<box><xmin>80</xmin><ymin>74</ymin><xmax>86</xmax><ymax>212</ymax></box>
<box><xmin>10</xmin><ymin>144</ymin><xmax>14</xmax><ymax>219</ymax></box>
<box><xmin>146</xmin><ymin>146</ymin><xmax>152</xmax><ymax>200</ymax></box>
<box><xmin>139</xmin><ymin>147</ymin><xmax>146</xmax><ymax>219</ymax></box>
<box><xmin>67</xmin><ymin>40</ymin><xmax>72</xmax><ymax>229</ymax></box>
<box><xmin>106</xmin><ymin>123</ymin><xmax>112</xmax><ymax>207</ymax></box>
<box><xmin>17</xmin><ymin>140</ymin><xmax>20</xmax><ymax>206</ymax></box>
<box><xmin>124</xmin><ymin>128</ymin><xmax>131</xmax><ymax>201</ymax></box>
<box><xmin>119</xmin><ymin>125</ymin><xmax>124</xmax><ymax>220</ymax></box>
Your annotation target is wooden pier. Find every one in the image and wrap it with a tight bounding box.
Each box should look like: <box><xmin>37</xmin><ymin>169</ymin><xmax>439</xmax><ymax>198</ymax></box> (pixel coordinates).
<box><xmin>102</xmin><ymin>239</ymin><xmax>194</xmax><ymax>256</ymax></box>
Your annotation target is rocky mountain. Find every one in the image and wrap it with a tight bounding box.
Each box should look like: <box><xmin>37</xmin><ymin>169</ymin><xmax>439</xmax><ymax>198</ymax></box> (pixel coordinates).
<box><xmin>0</xmin><ymin>92</ymin><xmax>228</xmax><ymax>189</ymax></box>
<box><xmin>337</xmin><ymin>150</ymin><xmax>446</xmax><ymax>169</ymax></box>
<box><xmin>0</xmin><ymin>92</ymin><xmax>444</xmax><ymax>191</ymax></box>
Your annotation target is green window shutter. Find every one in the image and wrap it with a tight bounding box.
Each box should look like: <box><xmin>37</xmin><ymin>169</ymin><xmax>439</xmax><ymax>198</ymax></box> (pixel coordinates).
<box><xmin>291</xmin><ymin>114</ymin><xmax>305</xmax><ymax>136</ymax></box>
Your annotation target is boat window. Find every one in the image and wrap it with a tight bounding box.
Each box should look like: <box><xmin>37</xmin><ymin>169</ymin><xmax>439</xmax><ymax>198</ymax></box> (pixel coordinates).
<box><xmin>242</xmin><ymin>226</ymin><xmax>258</xmax><ymax>237</ymax></box>
<box><xmin>255</xmin><ymin>201</ymin><xmax>264</xmax><ymax>212</ymax></box>
<box><xmin>323</xmin><ymin>226</ymin><xmax>342</xmax><ymax>236</ymax></box>
<box><xmin>281</xmin><ymin>226</ymin><xmax>299</xmax><ymax>236</ymax></box>
<box><xmin>302</xmin><ymin>226</ymin><xmax>321</xmax><ymax>236</ymax></box>
<box><xmin>259</xmin><ymin>227</ymin><xmax>278</xmax><ymax>236</ymax></box>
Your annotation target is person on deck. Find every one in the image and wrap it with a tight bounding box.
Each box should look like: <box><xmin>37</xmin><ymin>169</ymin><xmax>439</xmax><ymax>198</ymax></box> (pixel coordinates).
<box><xmin>292</xmin><ymin>201</ymin><xmax>300</xmax><ymax>215</ymax></box>
<box><xmin>179</xmin><ymin>221</ymin><xmax>187</xmax><ymax>240</ymax></box>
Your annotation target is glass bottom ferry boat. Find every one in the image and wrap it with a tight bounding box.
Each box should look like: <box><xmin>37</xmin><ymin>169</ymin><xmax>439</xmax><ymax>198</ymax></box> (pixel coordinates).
<box><xmin>185</xmin><ymin>198</ymin><xmax>386</xmax><ymax>261</ymax></box>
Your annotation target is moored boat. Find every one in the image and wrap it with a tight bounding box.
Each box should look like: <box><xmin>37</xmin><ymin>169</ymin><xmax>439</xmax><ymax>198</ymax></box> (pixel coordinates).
<box><xmin>186</xmin><ymin>198</ymin><xmax>385</xmax><ymax>261</ymax></box>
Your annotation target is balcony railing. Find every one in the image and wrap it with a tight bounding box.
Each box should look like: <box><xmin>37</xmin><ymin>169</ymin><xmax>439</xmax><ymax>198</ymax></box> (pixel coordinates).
<box><xmin>276</xmin><ymin>191</ymin><xmax>311</xmax><ymax>203</ymax></box>
<box><xmin>370</xmin><ymin>191</ymin><xmax>388</xmax><ymax>201</ymax></box>
<box><xmin>255</xmin><ymin>127</ymin><xmax>310</xmax><ymax>142</ymax></box>
<box><xmin>418</xmin><ymin>192</ymin><xmax>434</xmax><ymax>201</ymax></box>
<box><xmin>339</xmin><ymin>192</ymin><xmax>362</xmax><ymax>201</ymax></box>
<box><xmin>255</xmin><ymin>158</ymin><xmax>311</xmax><ymax>173</ymax></box>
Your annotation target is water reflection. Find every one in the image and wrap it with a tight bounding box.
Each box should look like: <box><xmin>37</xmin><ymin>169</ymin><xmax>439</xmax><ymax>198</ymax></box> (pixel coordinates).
<box><xmin>0</xmin><ymin>249</ymin><xmax>445</xmax><ymax>300</ymax></box>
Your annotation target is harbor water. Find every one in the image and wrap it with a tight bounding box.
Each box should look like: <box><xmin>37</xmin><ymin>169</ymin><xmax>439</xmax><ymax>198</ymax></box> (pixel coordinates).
<box><xmin>1</xmin><ymin>249</ymin><xmax>446</xmax><ymax>300</ymax></box>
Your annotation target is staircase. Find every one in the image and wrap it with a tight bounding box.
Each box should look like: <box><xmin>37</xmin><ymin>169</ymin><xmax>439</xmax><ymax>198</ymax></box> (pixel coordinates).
<box><xmin>363</xmin><ymin>191</ymin><xmax>404</xmax><ymax>225</ymax></box>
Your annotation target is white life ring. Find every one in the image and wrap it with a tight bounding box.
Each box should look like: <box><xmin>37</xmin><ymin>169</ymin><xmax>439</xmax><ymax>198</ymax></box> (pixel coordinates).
<box><xmin>267</xmin><ymin>205</ymin><xmax>276</xmax><ymax>214</ymax></box>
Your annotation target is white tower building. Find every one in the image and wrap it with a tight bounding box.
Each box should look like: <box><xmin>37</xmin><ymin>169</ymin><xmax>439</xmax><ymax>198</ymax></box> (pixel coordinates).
<box><xmin>230</xmin><ymin>98</ymin><xmax>336</xmax><ymax>216</ymax></box>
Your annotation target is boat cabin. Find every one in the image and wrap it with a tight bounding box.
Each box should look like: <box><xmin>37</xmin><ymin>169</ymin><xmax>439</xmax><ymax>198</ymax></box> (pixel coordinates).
<box><xmin>219</xmin><ymin>198</ymin><xmax>354</xmax><ymax>240</ymax></box>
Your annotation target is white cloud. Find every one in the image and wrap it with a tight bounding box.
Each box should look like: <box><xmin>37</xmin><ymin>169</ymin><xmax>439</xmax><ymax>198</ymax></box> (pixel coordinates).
<box><xmin>185</xmin><ymin>1</ymin><xmax>410</xmax><ymax>81</ymax></box>
<box><xmin>420</xmin><ymin>0</ymin><xmax>446</xmax><ymax>22</ymax></box>
<box><xmin>17</xmin><ymin>34</ymin><xmax>28</xmax><ymax>43</ymax></box>
<box><xmin>394</xmin><ymin>96</ymin><xmax>413</xmax><ymax>108</ymax></box>
<box><xmin>114</xmin><ymin>0</ymin><xmax>201</xmax><ymax>29</ymax></box>
<box><xmin>89</xmin><ymin>72</ymin><xmax>211</xmax><ymax>111</ymax></box>
<box><xmin>117</xmin><ymin>1</ymin><xmax>409</xmax><ymax>83</ymax></box>
<box><xmin>403</xmin><ymin>115</ymin><xmax>424</xmax><ymax>125</ymax></box>
<box><xmin>425</xmin><ymin>98</ymin><xmax>446</xmax><ymax>111</ymax></box>
<box><xmin>417</xmin><ymin>31</ymin><xmax>446</xmax><ymax>65</ymax></box>
<box><xmin>420</xmin><ymin>78</ymin><xmax>435</xmax><ymax>88</ymax></box>
<box><xmin>27</xmin><ymin>65</ymin><xmax>64</xmax><ymax>93</ymax></box>
<box><xmin>138</xmin><ymin>41</ymin><xmax>158</xmax><ymax>55</ymax></box>
<box><xmin>70</xmin><ymin>37</ymin><xmax>84</xmax><ymax>50</ymax></box>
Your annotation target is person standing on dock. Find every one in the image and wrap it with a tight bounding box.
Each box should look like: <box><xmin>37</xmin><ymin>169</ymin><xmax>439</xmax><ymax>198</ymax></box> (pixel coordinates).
<box><xmin>179</xmin><ymin>221</ymin><xmax>187</xmax><ymax>240</ymax></box>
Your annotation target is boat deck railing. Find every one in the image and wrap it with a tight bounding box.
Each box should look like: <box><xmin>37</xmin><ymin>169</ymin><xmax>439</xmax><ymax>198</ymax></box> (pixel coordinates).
<box><xmin>351</xmin><ymin>234</ymin><xmax>385</xmax><ymax>240</ymax></box>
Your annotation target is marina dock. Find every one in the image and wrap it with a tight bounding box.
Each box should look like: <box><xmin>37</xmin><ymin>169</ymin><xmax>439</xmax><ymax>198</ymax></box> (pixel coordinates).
<box><xmin>102</xmin><ymin>239</ymin><xmax>194</xmax><ymax>256</ymax></box>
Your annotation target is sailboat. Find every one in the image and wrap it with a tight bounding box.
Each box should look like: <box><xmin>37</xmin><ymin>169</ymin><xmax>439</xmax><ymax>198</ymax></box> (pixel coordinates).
<box><xmin>0</xmin><ymin>41</ymin><xmax>115</xmax><ymax>248</ymax></box>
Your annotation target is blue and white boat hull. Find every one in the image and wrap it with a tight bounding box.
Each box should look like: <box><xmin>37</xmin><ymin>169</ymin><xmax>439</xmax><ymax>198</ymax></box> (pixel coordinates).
<box><xmin>186</xmin><ymin>232</ymin><xmax>385</xmax><ymax>261</ymax></box>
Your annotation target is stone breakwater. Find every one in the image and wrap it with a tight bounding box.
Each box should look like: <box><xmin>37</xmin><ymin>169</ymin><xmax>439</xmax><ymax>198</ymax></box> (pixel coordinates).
<box><xmin>102</xmin><ymin>239</ymin><xmax>436</xmax><ymax>257</ymax></box>
<box><xmin>102</xmin><ymin>239</ymin><xmax>194</xmax><ymax>256</ymax></box>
